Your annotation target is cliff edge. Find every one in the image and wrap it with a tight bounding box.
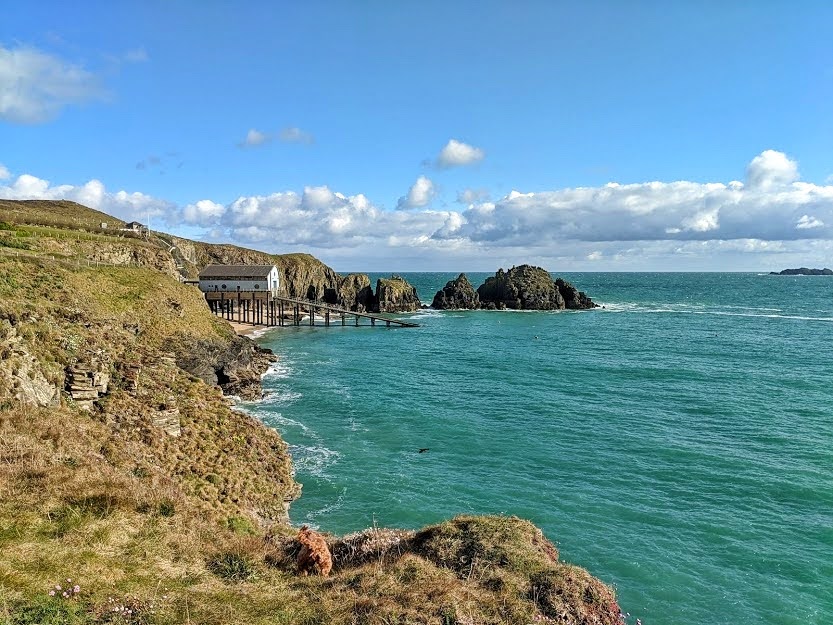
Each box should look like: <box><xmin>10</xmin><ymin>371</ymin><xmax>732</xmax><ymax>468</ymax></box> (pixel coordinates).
<box><xmin>0</xmin><ymin>202</ymin><xmax>623</xmax><ymax>625</ymax></box>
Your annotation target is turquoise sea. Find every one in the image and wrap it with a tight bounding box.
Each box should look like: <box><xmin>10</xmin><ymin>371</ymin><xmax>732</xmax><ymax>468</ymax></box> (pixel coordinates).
<box><xmin>242</xmin><ymin>273</ymin><xmax>833</xmax><ymax>625</ymax></box>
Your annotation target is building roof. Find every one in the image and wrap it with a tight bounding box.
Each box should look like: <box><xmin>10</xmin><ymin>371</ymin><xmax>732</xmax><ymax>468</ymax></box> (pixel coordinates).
<box><xmin>198</xmin><ymin>264</ymin><xmax>276</xmax><ymax>279</ymax></box>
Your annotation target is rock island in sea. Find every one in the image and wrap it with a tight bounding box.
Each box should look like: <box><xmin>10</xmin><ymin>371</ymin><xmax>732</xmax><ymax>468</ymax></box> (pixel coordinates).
<box><xmin>432</xmin><ymin>264</ymin><xmax>598</xmax><ymax>311</ymax></box>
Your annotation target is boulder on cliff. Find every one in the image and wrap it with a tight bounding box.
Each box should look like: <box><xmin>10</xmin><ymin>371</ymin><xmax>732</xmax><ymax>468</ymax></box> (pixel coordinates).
<box><xmin>374</xmin><ymin>275</ymin><xmax>421</xmax><ymax>313</ymax></box>
<box><xmin>338</xmin><ymin>273</ymin><xmax>375</xmax><ymax>311</ymax></box>
<box><xmin>431</xmin><ymin>273</ymin><xmax>480</xmax><ymax>310</ymax></box>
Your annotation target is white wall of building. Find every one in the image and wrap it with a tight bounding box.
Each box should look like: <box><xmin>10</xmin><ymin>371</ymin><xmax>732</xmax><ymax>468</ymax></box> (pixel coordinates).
<box><xmin>198</xmin><ymin>267</ymin><xmax>280</xmax><ymax>294</ymax></box>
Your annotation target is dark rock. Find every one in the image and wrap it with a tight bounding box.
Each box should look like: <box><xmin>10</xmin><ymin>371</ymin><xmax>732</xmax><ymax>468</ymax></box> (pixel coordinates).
<box><xmin>338</xmin><ymin>273</ymin><xmax>375</xmax><ymax>311</ymax></box>
<box><xmin>555</xmin><ymin>278</ymin><xmax>598</xmax><ymax>310</ymax></box>
<box><xmin>770</xmin><ymin>267</ymin><xmax>833</xmax><ymax>275</ymax></box>
<box><xmin>477</xmin><ymin>265</ymin><xmax>565</xmax><ymax>310</ymax></box>
<box><xmin>431</xmin><ymin>273</ymin><xmax>480</xmax><ymax>310</ymax></box>
<box><xmin>374</xmin><ymin>275</ymin><xmax>421</xmax><ymax>313</ymax></box>
<box><xmin>174</xmin><ymin>335</ymin><xmax>276</xmax><ymax>401</ymax></box>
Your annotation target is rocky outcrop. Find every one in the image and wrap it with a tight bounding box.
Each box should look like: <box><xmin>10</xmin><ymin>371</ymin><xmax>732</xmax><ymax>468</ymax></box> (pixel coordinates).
<box><xmin>65</xmin><ymin>358</ymin><xmax>110</xmax><ymax>410</ymax></box>
<box><xmin>374</xmin><ymin>275</ymin><xmax>421</xmax><ymax>313</ymax></box>
<box><xmin>477</xmin><ymin>265</ymin><xmax>597</xmax><ymax>310</ymax></box>
<box><xmin>338</xmin><ymin>273</ymin><xmax>375</xmax><ymax>311</ymax></box>
<box><xmin>173</xmin><ymin>335</ymin><xmax>276</xmax><ymax>401</ymax></box>
<box><xmin>0</xmin><ymin>321</ymin><xmax>59</xmax><ymax>407</ymax></box>
<box><xmin>555</xmin><ymin>277</ymin><xmax>597</xmax><ymax>310</ymax></box>
<box><xmin>34</xmin><ymin>239</ymin><xmax>181</xmax><ymax>279</ymax></box>
<box><xmin>431</xmin><ymin>273</ymin><xmax>480</xmax><ymax>310</ymax></box>
<box><xmin>274</xmin><ymin>253</ymin><xmax>341</xmax><ymax>301</ymax></box>
<box><xmin>478</xmin><ymin>265</ymin><xmax>565</xmax><ymax>310</ymax></box>
<box><xmin>770</xmin><ymin>267</ymin><xmax>833</xmax><ymax>275</ymax></box>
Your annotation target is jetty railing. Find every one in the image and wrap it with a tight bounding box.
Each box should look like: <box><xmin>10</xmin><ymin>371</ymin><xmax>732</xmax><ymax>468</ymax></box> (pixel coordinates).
<box><xmin>204</xmin><ymin>291</ymin><xmax>419</xmax><ymax>328</ymax></box>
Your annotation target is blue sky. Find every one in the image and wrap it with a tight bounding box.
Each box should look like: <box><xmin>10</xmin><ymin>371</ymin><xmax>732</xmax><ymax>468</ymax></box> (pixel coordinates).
<box><xmin>2</xmin><ymin>1</ymin><xmax>833</xmax><ymax>271</ymax></box>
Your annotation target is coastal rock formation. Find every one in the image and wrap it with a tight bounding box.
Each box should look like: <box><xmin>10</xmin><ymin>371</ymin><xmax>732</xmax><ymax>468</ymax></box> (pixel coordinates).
<box><xmin>374</xmin><ymin>275</ymin><xmax>421</xmax><ymax>313</ymax></box>
<box><xmin>477</xmin><ymin>265</ymin><xmax>597</xmax><ymax>310</ymax></box>
<box><xmin>555</xmin><ymin>277</ymin><xmax>597</xmax><ymax>310</ymax></box>
<box><xmin>0</xmin><ymin>321</ymin><xmax>59</xmax><ymax>407</ymax></box>
<box><xmin>338</xmin><ymin>273</ymin><xmax>375</xmax><ymax>311</ymax></box>
<box><xmin>770</xmin><ymin>267</ymin><xmax>833</xmax><ymax>275</ymax></box>
<box><xmin>65</xmin><ymin>358</ymin><xmax>111</xmax><ymax>410</ymax></box>
<box><xmin>173</xmin><ymin>335</ymin><xmax>276</xmax><ymax>400</ymax></box>
<box><xmin>478</xmin><ymin>265</ymin><xmax>565</xmax><ymax>310</ymax></box>
<box><xmin>431</xmin><ymin>273</ymin><xmax>480</xmax><ymax>309</ymax></box>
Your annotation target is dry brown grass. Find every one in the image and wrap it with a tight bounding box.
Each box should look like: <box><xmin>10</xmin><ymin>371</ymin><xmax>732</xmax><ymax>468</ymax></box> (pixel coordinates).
<box><xmin>0</xmin><ymin>218</ymin><xmax>624</xmax><ymax>625</ymax></box>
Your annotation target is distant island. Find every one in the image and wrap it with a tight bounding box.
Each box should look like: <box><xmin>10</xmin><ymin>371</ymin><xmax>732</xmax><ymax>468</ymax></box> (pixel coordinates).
<box><xmin>770</xmin><ymin>267</ymin><xmax>833</xmax><ymax>275</ymax></box>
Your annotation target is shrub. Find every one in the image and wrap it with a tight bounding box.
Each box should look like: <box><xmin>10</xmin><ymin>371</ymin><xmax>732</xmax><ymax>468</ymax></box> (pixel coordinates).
<box><xmin>207</xmin><ymin>551</ymin><xmax>258</xmax><ymax>582</ymax></box>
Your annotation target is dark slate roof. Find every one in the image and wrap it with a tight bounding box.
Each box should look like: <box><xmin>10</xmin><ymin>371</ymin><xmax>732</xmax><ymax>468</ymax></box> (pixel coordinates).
<box><xmin>198</xmin><ymin>264</ymin><xmax>276</xmax><ymax>279</ymax></box>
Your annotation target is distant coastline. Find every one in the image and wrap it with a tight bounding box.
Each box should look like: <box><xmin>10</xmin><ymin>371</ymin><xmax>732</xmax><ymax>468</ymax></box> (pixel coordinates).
<box><xmin>770</xmin><ymin>267</ymin><xmax>833</xmax><ymax>275</ymax></box>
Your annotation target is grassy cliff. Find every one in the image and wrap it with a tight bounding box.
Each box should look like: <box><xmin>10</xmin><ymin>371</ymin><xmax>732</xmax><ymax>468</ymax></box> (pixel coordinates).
<box><xmin>0</xmin><ymin>202</ymin><xmax>624</xmax><ymax>624</ymax></box>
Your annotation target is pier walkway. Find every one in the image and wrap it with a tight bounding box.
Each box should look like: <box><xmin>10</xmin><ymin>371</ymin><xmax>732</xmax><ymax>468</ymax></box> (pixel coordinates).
<box><xmin>204</xmin><ymin>291</ymin><xmax>420</xmax><ymax>328</ymax></box>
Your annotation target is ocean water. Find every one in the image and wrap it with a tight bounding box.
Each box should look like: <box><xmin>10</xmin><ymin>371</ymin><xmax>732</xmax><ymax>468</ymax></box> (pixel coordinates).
<box><xmin>242</xmin><ymin>272</ymin><xmax>833</xmax><ymax>625</ymax></box>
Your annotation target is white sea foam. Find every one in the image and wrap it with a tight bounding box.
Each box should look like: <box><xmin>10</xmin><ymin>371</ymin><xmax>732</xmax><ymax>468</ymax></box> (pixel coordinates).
<box><xmin>253</xmin><ymin>411</ymin><xmax>314</xmax><ymax>434</ymax></box>
<box><xmin>290</xmin><ymin>444</ymin><xmax>342</xmax><ymax>478</ymax></box>
<box><xmin>263</xmin><ymin>360</ymin><xmax>293</xmax><ymax>380</ymax></box>
<box><xmin>599</xmin><ymin>302</ymin><xmax>833</xmax><ymax>322</ymax></box>
<box><xmin>261</xmin><ymin>389</ymin><xmax>303</xmax><ymax>405</ymax></box>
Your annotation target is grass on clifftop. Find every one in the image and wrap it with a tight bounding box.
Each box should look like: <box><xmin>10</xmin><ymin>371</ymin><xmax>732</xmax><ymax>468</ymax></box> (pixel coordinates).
<box><xmin>0</xmin><ymin>215</ymin><xmax>624</xmax><ymax>625</ymax></box>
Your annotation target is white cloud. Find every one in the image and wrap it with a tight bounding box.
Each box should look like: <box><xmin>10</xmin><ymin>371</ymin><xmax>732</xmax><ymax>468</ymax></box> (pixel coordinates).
<box><xmin>239</xmin><ymin>126</ymin><xmax>314</xmax><ymax>148</ymax></box>
<box><xmin>457</xmin><ymin>188</ymin><xmax>490</xmax><ymax>204</ymax></box>
<box><xmin>4</xmin><ymin>149</ymin><xmax>833</xmax><ymax>271</ymax></box>
<box><xmin>746</xmin><ymin>149</ymin><xmax>799</xmax><ymax>190</ymax></box>
<box><xmin>239</xmin><ymin>128</ymin><xmax>270</xmax><ymax>147</ymax></box>
<box><xmin>681</xmin><ymin>208</ymin><xmax>720</xmax><ymax>232</ymax></box>
<box><xmin>796</xmin><ymin>214</ymin><xmax>824</xmax><ymax>230</ymax></box>
<box><xmin>437</xmin><ymin>139</ymin><xmax>485</xmax><ymax>168</ymax></box>
<box><xmin>397</xmin><ymin>175</ymin><xmax>435</xmax><ymax>209</ymax></box>
<box><xmin>0</xmin><ymin>174</ymin><xmax>175</xmax><ymax>223</ymax></box>
<box><xmin>183</xmin><ymin>199</ymin><xmax>226</xmax><ymax>226</ymax></box>
<box><xmin>0</xmin><ymin>44</ymin><xmax>104</xmax><ymax>123</ymax></box>
<box><xmin>0</xmin><ymin>164</ymin><xmax>10</xmax><ymax>180</ymax></box>
<box><xmin>279</xmin><ymin>126</ymin><xmax>314</xmax><ymax>144</ymax></box>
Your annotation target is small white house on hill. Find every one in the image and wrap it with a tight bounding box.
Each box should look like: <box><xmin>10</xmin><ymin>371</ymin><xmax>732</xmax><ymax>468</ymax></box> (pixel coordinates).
<box><xmin>198</xmin><ymin>265</ymin><xmax>280</xmax><ymax>294</ymax></box>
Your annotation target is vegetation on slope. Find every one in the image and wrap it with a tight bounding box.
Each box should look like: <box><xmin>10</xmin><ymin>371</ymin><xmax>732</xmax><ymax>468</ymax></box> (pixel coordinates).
<box><xmin>0</xmin><ymin>202</ymin><xmax>624</xmax><ymax>624</ymax></box>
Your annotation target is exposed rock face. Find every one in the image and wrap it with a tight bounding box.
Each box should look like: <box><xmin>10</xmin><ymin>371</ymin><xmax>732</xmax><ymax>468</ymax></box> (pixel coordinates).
<box><xmin>0</xmin><ymin>321</ymin><xmax>59</xmax><ymax>407</ymax></box>
<box><xmin>34</xmin><ymin>239</ymin><xmax>181</xmax><ymax>280</ymax></box>
<box><xmin>477</xmin><ymin>265</ymin><xmax>597</xmax><ymax>311</ymax></box>
<box><xmin>65</xmin><ymin>358</ymin><xmax>111</xmax><ymax>410</ymax></box>
<box><xmin>374</xmin><ymin>275</ymin><xmax>421</xmax><ymax>313</ymax></box>
<box><xmin>338</xmin><ymin>273</ymin><xmax>375</xmax><ymax>311</ymax></box>
<box><xmin>478</xmin><ymin>265</ymin><xmax>565</xmax><ymax>310</ymax></box>
<box><xmin>555</xmin><ymin>278</ymin><xmax>597</xmax><ymax>310</ymax></box>
<box><xmin>173</xmin><ymin>335</ymin><xmax>276</xmax><ymax>401</ymax></box>
<box><xmin>771</xmin><ymin>267</ymin><xmax>833</xmax><ymax>275</ymax></box>
<box><xmin>274</xmin><ymin>254</ymin><xmax>341</xmax><ymax>301</ymax></box>
<box><xmin>431</xmin><ymin>273</ymin><xmax>480</xmax><ymax>310</ymax></box>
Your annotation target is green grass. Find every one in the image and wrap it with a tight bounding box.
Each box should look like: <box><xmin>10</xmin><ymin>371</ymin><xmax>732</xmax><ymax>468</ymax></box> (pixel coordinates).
<box><xmin>0</xmin><ymin>203</ymin><xmax>624</xmax><ymax>625</ymax></box>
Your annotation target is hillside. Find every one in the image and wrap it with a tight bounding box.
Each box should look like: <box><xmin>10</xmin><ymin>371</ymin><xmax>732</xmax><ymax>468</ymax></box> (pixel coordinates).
<box><xmin>0</xmin><ymin>201</ymin><xmax>624</xmax><ymax>624</ymax></box>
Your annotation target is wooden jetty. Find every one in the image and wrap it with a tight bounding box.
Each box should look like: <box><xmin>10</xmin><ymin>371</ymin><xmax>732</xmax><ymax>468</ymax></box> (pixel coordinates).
<box><xmin>204</xmin><ymin>291</ymin><xmax>420</xmax><ymax>328</ymax></box>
